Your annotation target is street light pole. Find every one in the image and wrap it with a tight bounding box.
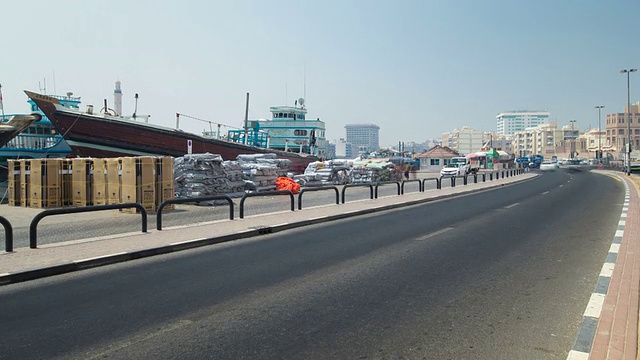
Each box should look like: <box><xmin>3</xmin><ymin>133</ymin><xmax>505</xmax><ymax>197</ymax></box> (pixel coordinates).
<box><xmin>620</xmin><ymin>69</ymin><xmax>637</xmax><ymax>175</ymax></box>
<box><xmin>596</xmin><ymin>105</ymin><xmax>604</xmax><ymax>164</ymax></box>
<box><xmin>569</xmin><ymin>120</ymin><xmax>576</xmax><ymax>159</ymax></box>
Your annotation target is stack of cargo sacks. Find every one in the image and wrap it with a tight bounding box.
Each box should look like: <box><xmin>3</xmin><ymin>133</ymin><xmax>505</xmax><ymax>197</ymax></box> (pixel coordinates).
<box><xmin>174</xmin><ymin>153</ymin><xmax>226</xmax><ymax>198</ymax></box>
<box><xmin>221</xmin><ymin>161</ymin><xmax>246</xmax><ymax>195</ymax></box>
<box><xmin>235</xmin><ymin>153</ymin><xmax>280</xmax><ymax>191</ymax></box>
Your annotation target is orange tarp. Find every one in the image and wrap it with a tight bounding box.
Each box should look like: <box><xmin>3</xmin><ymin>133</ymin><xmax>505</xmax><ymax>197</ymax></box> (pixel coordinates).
<box><xmin>275</xmin><ymin>177</ymin><xmax>301</xmax><ymax>194</ymax></box>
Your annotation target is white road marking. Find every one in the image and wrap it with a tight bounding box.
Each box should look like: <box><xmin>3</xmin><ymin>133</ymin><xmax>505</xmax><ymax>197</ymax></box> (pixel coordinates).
<box><xmin>0</xmin><ymin>273</ymin><xmax>9</xmax><ymax>277</ymax></box>
<box><xmin>559</xmin><ymin>185</ymin><xmax>564</xmax><ymax>187</ymax></box>
<box><xmin>599</xmin><ymin>262</ymin><xmax>615</xmax><ymax>277</ymax></box>
<box><xmin>74</xmin><ymin>252</ymin><xmax>128</xmax><ymax>263</ymax></box>
<box><xmin>170</xmin><ymin>238</ymin><xmax>207</xmax><ymax>246</ymax></box>
<box><xmin>609</xmin><ymin>244</ymin><xmax>620</xmax><ymax>254</ymax></box>
<box><xmin>567</xmin><ymin>350</ymin><xmax>589</xmax><ymax>360</ymax></box>
<box><xmin>416</xmin><ymin>227</ymin><xmax>454</xmax><ymax>241</ymax></box>
<box><xmin>274</xmin><ymin>223</ymin><xmax>289</xmax><ymax>227</ymax></box>
<box><xmin>505</xmin><ymin>203</ymin><xmax>520</xmax><ymax>209</ymax></box>
<box><xmin>583</xmin><ymin>293</ymin><xmax>606</xmax><ymax>318</ymax></box>
<box><xmin>542</xmin><ymin>191</ymin><xmax>549</xmax><ymax>195</ymax></box>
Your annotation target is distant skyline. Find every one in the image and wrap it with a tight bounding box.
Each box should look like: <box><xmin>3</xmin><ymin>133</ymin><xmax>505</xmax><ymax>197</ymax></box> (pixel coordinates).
<box><xmin>1</xmin><ymin>0</ymin><xmax>639</xmax><ymax>147</ymax></box>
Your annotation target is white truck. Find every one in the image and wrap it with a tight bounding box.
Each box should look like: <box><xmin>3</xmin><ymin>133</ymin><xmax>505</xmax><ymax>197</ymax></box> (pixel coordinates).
<box><xmin>440</xmin><ymin>156</ymin><xmax>480</xmax><ymax>177</ymax></box>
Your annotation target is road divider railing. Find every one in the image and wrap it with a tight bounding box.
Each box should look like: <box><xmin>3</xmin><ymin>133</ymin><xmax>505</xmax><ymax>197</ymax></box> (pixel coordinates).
<box><xmin>1</xmin><ymin>216</ymin><xmax>14</xmax><ymax>252</ymax></box>
<box><xmin>157</xmin><ymin>195</ymin><xmax>234</xmax><ymax>230</ymax></box>
<box><xmin>341</xmin><ymin>184</ymin><xmax>375</xmax><ymax>204</ymax></box>
<box><xmin>29</xmin><ymin>203</ymin><xmax>148</xmax><ymax>249</ymax></box>
<box><xmin>422</xmin><ymin>177</ymin><xmax>441</xmax><ymax>190</ymax></box>
<box><xmin>240</xmin><ymin>190</ymin><xmax>295</xmax><ymax>219</ymax></box>
<box><xmin>401</xmin><ymin>179</ymin><xmax>423</xmax><ymax>194</ymax></box>
<box><xmin>298</xmin><ymin>186</ymin><xmax>340</xmax><ymax>210</ymax></box>
<box><xmin>374</xmin><ymin>181</ymin><xmax>401</xmax><ymax>199</ymax></box>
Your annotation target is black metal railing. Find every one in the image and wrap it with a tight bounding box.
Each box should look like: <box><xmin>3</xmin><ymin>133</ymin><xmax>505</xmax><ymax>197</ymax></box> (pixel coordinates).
<box><xmin>239</xmin><ymin>190</ymin><xmax>295</xmax><ymax>219</ymax></box>
<box><xmin>401</xmin><ymin>179</ymin><xmax>423</xmax><ymax>194</ymax></box>
<box><xmin>157</xmin><ymin>195</ymin><xmax>234</xmax><ymax>230</ymax></box>
<box><xmin>374</xmin><ymin>181</ymin><xmax>401</xmax><ymax>199</ymax></box>
<box><xmin>298</xmin><ymin>186</ymin><xmax>339</xmax><ymax>210</ymax></box>
<box><xmin>0</xmin><ymin>216</ymin><xmax>13</xmax><ymax>252</ymax></box>
<box><xmin>341</xmin><ymin>184</ymin><xmax>374</xmax><ymax>204</ymax></box>
<box><xmin>29</xmin><ymin>203</ymin><xmax>148</xmax><ymax>249</ymax></box>
<box><xmin>422</xmin><ymin>177</ymin><xmax>441</xmax><ymax>190</ymax></box>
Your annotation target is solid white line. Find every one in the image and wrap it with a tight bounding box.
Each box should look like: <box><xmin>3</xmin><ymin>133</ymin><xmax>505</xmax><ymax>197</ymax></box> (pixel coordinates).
<box><xmin>609</xmin><ymin>244</ymin><xmax>620</xmax><ymax>254</ymax></box>
<box><xmin>505</xmin><ymin>203</ymin><xmax>520</xmax><ymax>209</ymax></box>
<box><xmin>74</xmin><ymin>252</ymin><xmax>128</xmax><ymax>263</ymax></box>
<box><xmin>415</xmin><ymin>227</ymin><xmax>454</xmax><ymax>241</ymax></box>
<box><xmin>583</xmin><ymin>293</ymin><xmax>606</xmax><ymax>318</ymax></box>
<box><xmin>599</xmin><ymin>262</ymin><xmax>615</xmax><ymax>277</ymax></box>
<box><xmin>307</xmin><ymin>216</ymin><xmax>327</xmax><ymax>221</ymax></box>
<box><xmin>274</xmin><ymin>223</ymin><xmax>289</xmax><ymax>227</ymax></box>
<box><xmin>0</xmin><ymin>273</ymin><xmax>9</xmax><ymax>277</ymax></box>
<box><xmin>615</xmin><ymin>230</ymin><xmax>625</xmax><ymax>237</ymax></box>
<box><xmin>542</xmin><ymin>191</ymin><xmax>550</xmax><ymax>195</ymax></box>
<box><xmin>566</xmin><ymin>350</ymin><xmax>589</xmax><ymax>360</ymax></box>
<box><xmin>170</xmin><ymin>238</ymin><xmax>207</xmax><ymax>246</ymax></box>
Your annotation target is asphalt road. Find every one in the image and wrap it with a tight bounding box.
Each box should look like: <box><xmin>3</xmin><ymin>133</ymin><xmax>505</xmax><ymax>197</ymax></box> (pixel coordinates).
<box><xmin>0</xmin><ymin>170</ymin><xmax>624</xmax><ymax>359</ymax></box>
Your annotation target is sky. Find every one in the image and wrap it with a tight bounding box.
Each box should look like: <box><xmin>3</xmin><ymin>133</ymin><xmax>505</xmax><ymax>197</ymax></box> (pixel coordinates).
<box><xmin>1</xmin><ymin>0</ymin><xmax>639</xmax><ymax>147</ymax></box>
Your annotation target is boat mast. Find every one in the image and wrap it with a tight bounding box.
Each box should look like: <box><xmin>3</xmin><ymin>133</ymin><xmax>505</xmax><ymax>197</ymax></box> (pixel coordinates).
<box><xmin>244</xmin><ymin>92</ymin><xmax>249</xmax><ymax>145</ymax></box>
<box><xmin>0</xmin><ymin>83</ymin><xmax>5</xmax><ymax>120</ymax></box>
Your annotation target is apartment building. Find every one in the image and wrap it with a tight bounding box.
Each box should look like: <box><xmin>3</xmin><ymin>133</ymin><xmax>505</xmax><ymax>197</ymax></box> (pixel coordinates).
<box><xmin>605</xmin><ymin>102</ymin><xmax>640</xmax><ymax>158</ymax></box>
<box><xmin>512</xmin><ymin>121</ymin><xmax>580</xmax><ymax>158</ymax></box>
<box><xmin>440</xmin><ymin>127</ymin><xmax>483</xmax><ymax>155</ymax></box>
<box><xmin>345</xmin><ymin>123</ymin><xmax>380</xmax><ymax>156</ymax></box>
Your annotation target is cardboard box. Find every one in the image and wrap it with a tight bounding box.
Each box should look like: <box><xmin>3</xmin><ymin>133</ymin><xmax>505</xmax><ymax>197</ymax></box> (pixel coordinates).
<box><xmin>92</xmin><ymin>159</ymin><xmax>107</xmax><ymax>205</ymax></box>
<box><xmin>105</xmin><ymin>158</ymin><xmax>121</xmax><ymax>204</ymax></box>
<box><xmin>72</xmin><ymin>158</ymin><xmax>93</xmax><ymax>207</ymax></box>
<box><xmin>61</xmin><ymin>159</ymin><xmax>73</xmax><ymax>206</ymax></box>
<box><xmin>120</xmin><ymin>156</ymin><xmax>156</xmax><ymax>213</ymax></box>
<box><xmin>7</xmin><ymin>160</ymin><xmax>20</xmax><ymax>206</ymax></box>
<box><xmin>29</xmin><ymin>159</ymin><xmax>63</xmax><ymax>208</ymax></box>
<box><xmin>19</xmin><ymin>160</ymin><xmax>30</xmax><ymax>207</ymax></box>
<box><xmin>155</xmin><ymin>156</ymin><xmax>174</xmax><ymax>211</ymax></box>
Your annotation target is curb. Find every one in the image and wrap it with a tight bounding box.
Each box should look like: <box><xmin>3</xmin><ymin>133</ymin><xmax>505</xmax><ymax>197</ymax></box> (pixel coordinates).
<box><xmin>0</xmin><ymin>174</ymin><xmax>535</xmax><ymax>287</ymax></box>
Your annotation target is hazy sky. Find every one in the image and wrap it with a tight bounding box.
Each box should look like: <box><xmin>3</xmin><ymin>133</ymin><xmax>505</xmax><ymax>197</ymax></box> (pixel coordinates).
<box><xmin>1</xmin><ymin>0</ymin><xmax>639</xmax><ymax>147</ymax></box>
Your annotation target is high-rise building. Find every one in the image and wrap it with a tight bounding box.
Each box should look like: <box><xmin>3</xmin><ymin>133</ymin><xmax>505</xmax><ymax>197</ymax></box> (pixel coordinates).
<box><xmin>605</xmin><ymin>102</ymin><xmax>640</xmax><ymax>159</ymax></box>
<box><xmin>345</xmin><ymin>123</ymin><xmax>379</xmax><ymax>156</ymax></box>
<box><xmin>496</xmin><ymin>110</ymin><xmax>550</xmax><ymax>136</ymax></box>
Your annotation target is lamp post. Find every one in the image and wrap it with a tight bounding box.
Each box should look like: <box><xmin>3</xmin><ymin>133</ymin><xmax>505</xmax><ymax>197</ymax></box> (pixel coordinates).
<box><xmin>596</xmin><ymin>105</ymin><xmax>604</xmax><ymax>163</ymax></box>
<box><xmin>569</xmin><ymin>120</ymin><xmax>576</xmax><ymax>159</ymax></box>
<box><xmin>620</xmin><ymin>69</ymin><xmax>637</xmax><ymax>175</ymax></box>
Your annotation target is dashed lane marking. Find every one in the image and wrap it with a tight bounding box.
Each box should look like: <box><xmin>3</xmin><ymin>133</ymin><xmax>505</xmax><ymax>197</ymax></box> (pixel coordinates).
<box><xmin>415</xmin><ymin>227</ymin><xmax>454</xmax><ymax>241</ymax></box>
<box><xmin>542</xmin><ymin>191</ymin><xmax>550</xmax><ymax>195</ymax></box>
<box><xmin>505</xmin><ymin>203</ymin><xmax>520</xmax><ymax>209</ymax></box>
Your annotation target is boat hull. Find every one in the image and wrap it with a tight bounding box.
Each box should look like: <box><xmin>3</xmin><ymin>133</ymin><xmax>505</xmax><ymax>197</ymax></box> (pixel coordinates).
<box><xmin>25</xmin><ymin>91</ymin><xmax>318</xmax><ymax>173</ymax></box>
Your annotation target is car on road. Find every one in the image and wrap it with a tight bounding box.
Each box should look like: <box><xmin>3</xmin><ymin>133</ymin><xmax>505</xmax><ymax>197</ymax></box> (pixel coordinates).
<box><xmin>540</xmin><ymin>161</ymin><xmax>559</xmax><ymax>171</ymax></box>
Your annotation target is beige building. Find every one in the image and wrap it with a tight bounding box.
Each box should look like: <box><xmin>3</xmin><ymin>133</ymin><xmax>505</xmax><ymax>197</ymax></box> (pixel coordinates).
<box><xmin>605</xmin><ymin>102</ymin><xmax>640</xmax><ymax>159</ymax></box>
<box><xmin>440</xmin><ymin>127</ymin><xmax>483</xmax><ymax>155</ymax></box>
<box><xmin>482</xmin><ymin>132</ymin><xmax>513</xmax><ymax>154</ymax></box>
<box><xmin>512</xmin><ymin>121</ymin><xmax>585</xmax><ymax>159</ymax></box>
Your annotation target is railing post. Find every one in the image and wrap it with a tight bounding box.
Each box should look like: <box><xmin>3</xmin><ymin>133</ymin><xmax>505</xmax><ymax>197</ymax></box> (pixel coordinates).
<box><xmin>0</xmin><ymin>216</ymin><xmax>13</xmax><ymax>252</ymax></box>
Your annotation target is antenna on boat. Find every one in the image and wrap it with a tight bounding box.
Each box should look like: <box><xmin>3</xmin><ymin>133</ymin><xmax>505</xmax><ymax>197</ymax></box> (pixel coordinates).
<box><xmin>133</xmin><ymin>93</ymin><xmax>139</xmax><ymax>119</ymax></box>
<box><xmin>244</xmin><ymin>92</ymin><xmax>250</xmax><ymax>145</ymax></box>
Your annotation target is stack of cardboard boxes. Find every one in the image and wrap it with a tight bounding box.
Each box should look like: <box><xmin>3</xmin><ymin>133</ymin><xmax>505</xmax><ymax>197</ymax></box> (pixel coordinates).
<box><xmin>6</xmin><ymin>156</ymin><xmax>174</xmax><ymax>212</ymax></box>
